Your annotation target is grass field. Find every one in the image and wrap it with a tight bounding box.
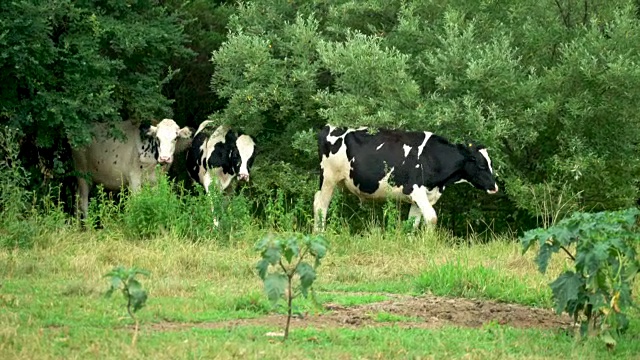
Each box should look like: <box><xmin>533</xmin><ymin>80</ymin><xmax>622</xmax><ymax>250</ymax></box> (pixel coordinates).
<box><xmin>1</xmin><ymin>222</ymin><xmax>639</xmax><ymax>360</ymax></box>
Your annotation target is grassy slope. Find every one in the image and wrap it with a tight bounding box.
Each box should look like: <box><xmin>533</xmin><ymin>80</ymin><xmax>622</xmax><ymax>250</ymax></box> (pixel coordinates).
<box><xmin>1</xmin><ymin>226</ymin><xmax>638</xmax><ymax>359</ymax></box>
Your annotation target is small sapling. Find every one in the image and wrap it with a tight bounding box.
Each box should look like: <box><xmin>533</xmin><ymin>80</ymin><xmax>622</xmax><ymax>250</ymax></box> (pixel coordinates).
<box><xmin>255</xmin><ymin>233</ymin><xmax>328</xmax><ymax>340</ymax></box>
<box><xmin>104</xmin><ymin>266</ymin><xmax>150</xmax><ymax>345</ymax></box>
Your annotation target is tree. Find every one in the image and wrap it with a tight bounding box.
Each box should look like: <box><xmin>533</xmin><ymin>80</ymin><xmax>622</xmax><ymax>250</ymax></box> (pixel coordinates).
<box><xmin>209</xmin><ymin>0</ymin><xmax>640</xmax><ymax>232</ymax></box>
<box><xmin>0</xmin><ymin>0</ymin><xmax>193</xmax><ymax>200</ymax></box>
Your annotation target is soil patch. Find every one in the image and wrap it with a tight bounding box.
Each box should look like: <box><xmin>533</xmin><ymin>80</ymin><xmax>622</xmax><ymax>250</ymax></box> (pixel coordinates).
<box><xmin>148</xmin><ymin>293</ymin><xmax>574</xmax><ymax>332</ymax></box>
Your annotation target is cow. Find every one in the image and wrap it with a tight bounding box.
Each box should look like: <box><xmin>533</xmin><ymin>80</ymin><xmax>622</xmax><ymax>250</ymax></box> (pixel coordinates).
<box><xmin>186</xmin><ymin>121</ymin><xmax>256</xmax><ymax>194</ymax></box>
<box><xmin>313</xmin><ymin>125</ymin><xmax>499</xmax><ymax>232</ymax></box>
<box><xmin>71</xmin><ymin>119</ymin><xmax>193</xmax><ymax>219</ymax></box>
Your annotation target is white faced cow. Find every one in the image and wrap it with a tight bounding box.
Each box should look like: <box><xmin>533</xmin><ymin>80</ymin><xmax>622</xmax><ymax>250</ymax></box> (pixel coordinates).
<box><xmin>186</xmin><ymin>121</ymin><xmax>256</xmax><ymax>194</ymax></box>
<box><xmin>313</xmin><ymin>125</ymin><xmax>499</xmax><ymax>232</ymax></box>
<box><xmin>72</xmin><ymin>119</ymin><xmax>193</xmax><ymax>219</ymax></box>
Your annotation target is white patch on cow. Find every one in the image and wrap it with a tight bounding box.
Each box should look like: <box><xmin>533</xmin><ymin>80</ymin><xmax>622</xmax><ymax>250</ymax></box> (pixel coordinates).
<box><xmin>417</xmin><ymin>132</ymin><xmax>433</xmax><ymax>157</ymax></box>
<box><xmin>426</xmin><ymin>187</ymin><xmax>443</xmax><ymax>204</ymax></box>
<box><xmin>408</xmin><ymin>204</ymin><xmax>422</xmax><ymax>227</ymax></box>
<box><xmin>376</xmin><ymin>143</ymin><xmax>384</xmax><ymax>150</ymax></box>
<box><xmin>479</xmin><ymin>148</ymin><xmax>494</xmax><ymax>174</ymax></box>
<box><xmin>236</xmin><ymin>134</ymin><xmax>255</xmax><ymax>180</ymax></box>
<box><xmin>415</xmin><ymin>164</ymin><xmax>420</xmax><ymax>168</ymax></box>
<box><xmin>147</xmin><ymin>119</ymin><xmax>193</xmax><ymax>164</ymax></box>
<box><xmin>403</xmin><ymin>144</ymin><xmax>412</xmax><ymax>157</ymax></box>
<box><xmin>410</xmin><ymin>185</ymin><xmax>438</xmax><ymax>225</ymax></box>
<box><xmin>455</xmin><ymin>179</ymin><xmax>470</xmax><ymax>185</ymax></box>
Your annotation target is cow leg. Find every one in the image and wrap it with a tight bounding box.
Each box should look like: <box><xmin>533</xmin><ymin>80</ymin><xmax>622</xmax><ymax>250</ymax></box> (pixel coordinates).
<box><xmin>201</xmin><ymin>171</ymin><xmax>221</xmax><ymax>226</ymax></box>
<box><xmin>408</xmin><ymin>203</ymin><xmax>422</xmax><ymax>228</ymax></box>
<box><xmin>129</xmin><ymin>172</ymin><xmax>142</xmax><ymax>193</ymax></box>
<box><xmin>77</xmin><ymin>177</ymin><xmax>90</xmax><ymax>223</ymax></box>
<box><xmin>409</xmin><ymin>185</ymin><xmax>438</xmax><ymax>226</ymax></box>
<box><xmin>202</xmin><ymin>172</ymin><xmax>213</xmax><ymax>193</ymax></box>
<box><xmin>313</xmin><ymin>176</ymin><xmax>336</xmax><ymax>232</ymax></box>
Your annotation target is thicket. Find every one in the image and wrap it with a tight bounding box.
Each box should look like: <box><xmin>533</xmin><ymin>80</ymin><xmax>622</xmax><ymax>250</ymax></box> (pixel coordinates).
<box><xmin>2</xmin><ymin>0</ymin><xmax>640</xmax><ymax>235</ymax></box>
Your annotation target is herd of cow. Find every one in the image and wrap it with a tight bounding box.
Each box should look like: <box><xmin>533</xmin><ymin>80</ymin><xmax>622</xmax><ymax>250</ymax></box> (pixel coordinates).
<box><xmin>70</xmin><ymin>119</ymin><xmax>499</xmax><ymax>232</ymax></box>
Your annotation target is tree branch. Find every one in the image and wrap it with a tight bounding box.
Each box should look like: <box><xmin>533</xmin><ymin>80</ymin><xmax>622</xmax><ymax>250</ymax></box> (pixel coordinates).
<box><xmin>560</xmin><ymin>245</ymin><xmax>576</xmax><ymax>261</ymax></box>
<box><xmin>554</xmin><ymin>0</ymin><xmax>571</xmax><ymax>28</ymax></box>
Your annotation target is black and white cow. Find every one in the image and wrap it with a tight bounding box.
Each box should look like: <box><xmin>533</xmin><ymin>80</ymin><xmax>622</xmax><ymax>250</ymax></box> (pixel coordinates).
<box><xmin>71</xmin><ymin>119</ymin><xmax>194</xmax><ymax>219</ymax></box>
<box><xmin>186</xmin><ymin>121</ymin><xmax>256</xmax><ymax>194</ymax></box>
<box><xmin>313</xmin><ymin>125</ymin><xmax>499</xmax><ymax>232</ymax></box>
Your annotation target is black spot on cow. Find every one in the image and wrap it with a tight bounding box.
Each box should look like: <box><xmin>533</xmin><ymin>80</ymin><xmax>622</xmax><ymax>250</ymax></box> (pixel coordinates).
<box><xmin>330</xmin><ymin>127</ymin><xmax>347</xmax><ymax>137</ymax></box>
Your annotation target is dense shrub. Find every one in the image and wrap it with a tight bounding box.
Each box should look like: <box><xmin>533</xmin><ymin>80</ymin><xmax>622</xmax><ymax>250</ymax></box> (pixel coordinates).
<box><xmin>3</xmin><ymin>0</ymin><xmax>640</xmax><ymax>235</ymax></box>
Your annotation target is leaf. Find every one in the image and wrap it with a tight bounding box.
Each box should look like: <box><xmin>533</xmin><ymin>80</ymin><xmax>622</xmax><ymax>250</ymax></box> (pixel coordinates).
<box><xmin>601</xmin><ymin>333</ymin><xmax>616</xmax><ymax>351</ymax></box>
<box><xmin>110</xmin><ymin>276</ymin><xmax>123</xmax><ymax>291</ymax></box>
<box><xmin>308</xmin><ymin>237</ymin><xmax>328</xmax><ymax>265</ymax></box>
<box><xmin>132</xmin><ymin>268</ymin><xmax>150</xmax><ymax>278</ymax></box>
<box><xmin>263</xmin><ymin>244</ymin><xmax>282</xmax><ymax>265</ymax></box>
<box><xmin>520</xmin><ymin>229</ymin><xmax>542</xmax><ymax>254</ymax></box>
<box><xmin>104</xmin><ymin>265</ymin><xmax>125</xmax><ymax>279</ymax></box>
<box><xmin>592</xmin><ymin>242</ymin><xmax>610</xmax><ymax>263</ymax></box>
<box><xmin>284</xmin><ymin>237</ymin><xmax>300</xmax><ymax>264</ymax></box>
<box><xmin>104</xmin><ymin>287</ymin><xmax>115</xmax><ymax>298</ymax></box>
<box><xmin>296</xmin><ymin>262</ymin><xmax>316</xmax><ymax>298</ymax></box>
<box><xmin>256</xmin><ymin>258</ymin><xmax>269</xmax><ymax>280</ymax></box>
<box><xmin>549</xmin><ymin>271</ymin><xmax>583</xmax><ymax>315</ymax></box>
<box><xmin>264</xmin><ymin>273</ymin><xmax>287</xmax><ymax>305</ymax></box>
<box><xmin>254</xmin><ymin>235</ymin><xmax>272</xmax><ymax>252</ymax></box>
<box><xmin>127</xmin><ymin>279</ymin><xmax>148</xmax><ymax>313</ymax></box>
<box><xmin>535</xmin><ymin>240</ymin><xmax>561</xmax><ymax>274</ymax></box>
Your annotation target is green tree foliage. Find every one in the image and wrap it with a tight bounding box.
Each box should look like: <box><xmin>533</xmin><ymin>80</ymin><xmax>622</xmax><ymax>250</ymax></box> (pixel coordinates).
<box><xmin>162</xmin><ymin>0</ymin><xmax>237</xmax><ymax>125</ymax></box>
<box><xmin>209</xmin><ymin>0</ymin><xmax>640</xmax><ymax>231</ymax></box>
<box><xmin>3</xmin><ymin>0</ymin><xmax>640</xmax><ymax>234</ymax></box>
<box><xmin>0</xmin><ymin>0</ymin><xmax>193</xmax><ymax>194</ymax></box>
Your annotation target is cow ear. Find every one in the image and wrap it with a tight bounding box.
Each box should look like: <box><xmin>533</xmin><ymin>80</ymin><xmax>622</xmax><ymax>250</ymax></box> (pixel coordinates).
<box><xmin>178</xmin><ymin>126</ymin><xmax>193</xmax><ymax>138</ymax></box>
<box><xmin>145</xmin><ymin>125</ymin><xmax>158</xmax><ymax>137</ymax></box>
<box><xmin>457</xmin><ymin>143</ymin><xmax>472</xmax><ymax>154</ymax></box>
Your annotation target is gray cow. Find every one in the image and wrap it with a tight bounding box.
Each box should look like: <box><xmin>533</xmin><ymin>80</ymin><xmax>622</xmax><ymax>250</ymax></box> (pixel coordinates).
<box><xmin>71</xmin><ymin>119</ymin><xmax>193</xmax><ymax>219</ymax></box>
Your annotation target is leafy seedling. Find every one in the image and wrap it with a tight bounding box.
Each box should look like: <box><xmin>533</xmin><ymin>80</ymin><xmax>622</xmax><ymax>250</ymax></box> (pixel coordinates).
<box><xmin>521</xmin><ymin>207</ymin><xmax>640</xmax><ymax>350</ymax></box>
<box><xmin>104</xmin><ymin>266</ymin><xmax>150</xmax><ymax>346</ymax></box>
<box><xmin>255</xmin><ymin>233</ymin><xmax>328</xmax><ymax>341</ymax></box>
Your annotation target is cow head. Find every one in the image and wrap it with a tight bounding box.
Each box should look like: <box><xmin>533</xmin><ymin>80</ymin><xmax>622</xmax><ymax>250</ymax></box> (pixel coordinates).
<box><xmin>459</xmin><ymin>143</ymin><xmax>499</xmax><ymax>194</ymax></box>
<box><xmin>230</xmin><ymin>134</ymin><xmax>256</xmax><ymax>182</ymax></box>
<box><xmin>145</xmin><ymin>119</ymin><xmax>193</xmax><ymax>164</ymax></box>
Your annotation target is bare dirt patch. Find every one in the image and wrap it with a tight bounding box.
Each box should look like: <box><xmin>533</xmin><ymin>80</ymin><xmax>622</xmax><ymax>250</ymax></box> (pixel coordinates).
<box><xmin>148</xmin><ymin>293</ymin><xmax>574</xmax><ymax>332</ymax></box>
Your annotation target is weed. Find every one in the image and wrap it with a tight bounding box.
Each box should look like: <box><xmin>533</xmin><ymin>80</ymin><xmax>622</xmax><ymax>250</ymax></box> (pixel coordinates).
<box><xmin>521</xmin><ymin>207</ymin><xmax>640</xmax><ymax>350</ymax></box>
<box><xmin>255</xmin><ymin>233</ymin><xmax>328</xmax><ymax>340</ymax></box>
<box><xmin>104</xmin><ymin>266</ymin><xmax>150</xmax><ymax>346</ymax></box>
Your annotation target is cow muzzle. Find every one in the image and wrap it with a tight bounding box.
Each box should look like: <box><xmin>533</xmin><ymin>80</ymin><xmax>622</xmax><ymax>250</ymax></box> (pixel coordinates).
<box><xmin>158</xmin><ymin>156</ymin><xmax>173</xmax><ymax>164</ymax></box>
<box><xmin>238</xmin><ymin>173</ymin><xmax>250</xmax><ymax>182</ymax></box>
<box><xmin>487</xmin><ymin>184</ymin><xmax>499</xmax><ymax>194</ymax></box>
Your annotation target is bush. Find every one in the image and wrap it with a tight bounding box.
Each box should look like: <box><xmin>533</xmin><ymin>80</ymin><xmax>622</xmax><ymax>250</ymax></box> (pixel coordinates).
<box><xmin>521</xmin><ymin>207</ymin><xmax>640</xmax><ymax>349</ymax></box>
